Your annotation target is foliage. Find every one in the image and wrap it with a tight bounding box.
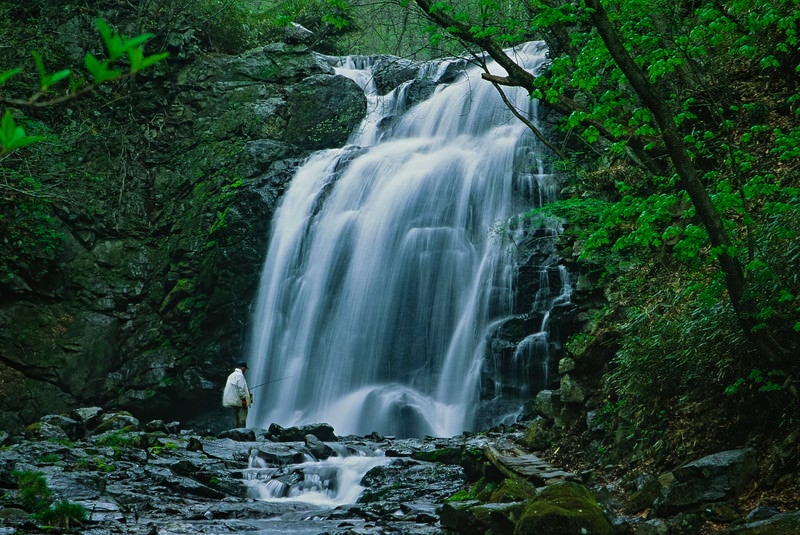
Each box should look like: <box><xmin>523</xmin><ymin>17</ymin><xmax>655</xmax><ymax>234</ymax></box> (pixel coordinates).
<box><xmin>12</xmin><ymin>470</ymin><xmax>52</xmax><ymax>513</ymax></box>
<box><xmin>0</xmin><ymin>18</ymin><xmax>167</xmax><ymax>292</ymax></box>
<box><xmin>411</xmin><ymin>0</ymin><xmax>800</xmax><ymax>347</ymax></box>
<box><xmin>191</xmin><ymin>0</ymin><xmax>360</xmax><ymax>54</ymax></box>
<box><xmin>193</xmin><ymin>0</ymin><xmax>279</xmax><ymax>53</ymax></box>
<box><xmin>408</xmin><ymin>0</ymin><xmax>800</xmax><ymax>463</ymax></box>
<box><xmin>33</xmin><ymin>500</ymin><xmax>88</xmax><ymax>529</ymax></box>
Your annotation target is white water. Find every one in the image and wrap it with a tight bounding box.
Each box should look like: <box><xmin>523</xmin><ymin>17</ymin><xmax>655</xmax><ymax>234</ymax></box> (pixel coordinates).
<box><xmin>244</xmin><ymin>446</ymin><xmax>389</xmax><ymax>506</ymax></box>
<box><xmin>246</xmin><ymin>42</ymin><xmax>558</xmax><ymax>437</ymax></box>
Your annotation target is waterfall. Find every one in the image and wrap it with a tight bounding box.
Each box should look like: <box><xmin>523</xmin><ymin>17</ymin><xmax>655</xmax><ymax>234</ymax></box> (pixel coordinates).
<box><xmin>246</xmin><ymin>42</ymin><xmax>565</xmax><ymax>437</ymax></box>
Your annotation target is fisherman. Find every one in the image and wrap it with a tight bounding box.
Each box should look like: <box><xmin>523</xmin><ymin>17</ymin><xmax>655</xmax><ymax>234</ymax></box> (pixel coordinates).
<box><xmin>222</xmin><ymin>362</ymin><xmax>252</xmax><ymax>428</ymax></box>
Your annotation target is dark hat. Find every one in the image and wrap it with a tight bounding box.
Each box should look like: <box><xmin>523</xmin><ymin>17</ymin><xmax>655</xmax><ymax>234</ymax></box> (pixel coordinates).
<box><xmin>237</xmin><ymin>361</ymin><xmax>248</xmax><ymax>369</ymax></box>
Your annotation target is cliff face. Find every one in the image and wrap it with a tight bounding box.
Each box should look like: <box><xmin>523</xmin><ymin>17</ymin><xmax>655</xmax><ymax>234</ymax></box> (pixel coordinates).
<box><xmin>0</xmin><ymin>5</ymin><xmax>367</xmax><ymax>431</ymax></box>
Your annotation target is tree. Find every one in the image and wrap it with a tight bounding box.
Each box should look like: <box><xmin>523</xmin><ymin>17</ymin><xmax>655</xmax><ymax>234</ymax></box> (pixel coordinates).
<box><xmin>410</xmin><ymin>0</ymin><xmax>799</xmax><ymax>364</ymax></box>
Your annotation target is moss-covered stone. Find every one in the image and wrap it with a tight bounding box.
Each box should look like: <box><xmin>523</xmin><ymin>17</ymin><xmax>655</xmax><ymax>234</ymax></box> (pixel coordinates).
<box><xmin>489</xmin><ymin>478</ymin><xmax>538</xmax><ymax>503</ymax></box>
<box><xmin>514</xmin><ymin>481</ymin><xmax>613</xmax><ymax>535</ymax></box>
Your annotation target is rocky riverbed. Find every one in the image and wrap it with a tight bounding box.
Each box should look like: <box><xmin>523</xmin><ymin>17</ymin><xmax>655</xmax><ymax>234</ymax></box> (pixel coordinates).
<box><xmin>1</xmin><ymin>407</ymin><xmax>799</xmax><ymax>534</ymax></box>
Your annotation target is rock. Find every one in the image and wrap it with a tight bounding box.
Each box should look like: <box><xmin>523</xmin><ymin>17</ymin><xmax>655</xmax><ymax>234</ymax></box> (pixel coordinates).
<box><xmin>218</xmin><ymin>428</ymin><xmax>256</xmax><ymax>442</ymax></box>
<box><xmin>746</xmin><ymin>505</ymin><xmax>782</xmax><ymax>520</ymax></box>
<box><xmin>25</xmin><ymin>421</ymin><xmax>69</xmax><ymax>442</ymax></box>
<box><xmin>94</xmin><ymin>411</ymin><xmax>141</xmax><ymax>434</ymax></box>
<box><xmin>358</xmin><ymin>458</ymin><xmax>465</xmax><ymax>517</ymax></box>
<box><xmin>654</xmin><ymin>449</ymin><xmax>757</xmax><ymax>515</ymax></box>
<box><xmin>731</xmin><ymin>511</ymin><xmax>800</xmax><ymax>534</ymax></box>
<box><xmin>306</xmin><ymin>434</ymin><xmax>336</xmax><ymax>460</ymax></box>
<box><xmin>38</xmin><ymin>414</ymin><xmax>83</xmax><ymax>440</ymax></box>
<box><xmin>283</xmin><ymin>74</ymin><xmax>367</xmax><ymax>150</ymax></box>
<box><xmin>70</xmin><ymin>407</ymin><xmax>104</xmax><ymax>429</ymax></box>
<box><xmin>438</xmin><ymin>499</ymin><xmax>490</xmax><ymax>534</ymax></box>
<box><xmin>558</xmin><ymin>357</ymin><xmax>576</xmax><ymax>374</ymax></box>
<box><xmin>515</xmin><ymin>481</ymin><xmax>614</xmax><ymax>535</ymax></box>
<box><xmin>534</xmin><ymin>389</ymin><xmax>561</xmax><ymax>420</ymax></box>
<box><xmin>371</xmin><ymin>56</ymin><xmax>421</xmax><ymax>95</ymax></box>
<box><xmin>268</xmin><ymin>422</ymin><xmax>337</xmax><ymax>442</ymax></box>
<box><xmin>284</xmin><ymin>23</ymin><xmax>315</xmax><ymax>45</ymax></box>
<box><xmin>559</xmin><ymin>374</ymin><xmax>585</xmax><ymax>404</ymax></box>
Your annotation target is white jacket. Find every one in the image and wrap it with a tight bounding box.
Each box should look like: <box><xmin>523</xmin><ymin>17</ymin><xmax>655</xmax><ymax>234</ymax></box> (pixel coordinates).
<box><xmin>222</xmin><ymin>368</ymin><xmax>251</xmax><ymax>408</ymax></box>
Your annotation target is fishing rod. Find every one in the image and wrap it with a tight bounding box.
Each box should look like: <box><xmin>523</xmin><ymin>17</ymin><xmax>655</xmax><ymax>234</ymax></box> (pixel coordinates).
<box><xmin>249</xmin><ymin>375</ymin><xmax>295</xmax><ymax>390</ymax></box>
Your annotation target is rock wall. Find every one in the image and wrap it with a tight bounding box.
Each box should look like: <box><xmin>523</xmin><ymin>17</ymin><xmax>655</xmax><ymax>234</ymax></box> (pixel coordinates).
<box><xmin>0</xmin><ymin>12</ymin><xmax>366</xmax><ymax>432</ymax></box>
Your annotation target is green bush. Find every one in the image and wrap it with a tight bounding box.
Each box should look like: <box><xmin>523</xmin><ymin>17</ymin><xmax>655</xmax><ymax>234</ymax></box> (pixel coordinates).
<box><xmin>12</xmin><ymin>470</ymin><xmax>52</xmax><ymax>513</ymax></box>
<box><xmin>34</xmin><ymin>500</ymin><xmax>88</xmax><ymax>529</ymax></box>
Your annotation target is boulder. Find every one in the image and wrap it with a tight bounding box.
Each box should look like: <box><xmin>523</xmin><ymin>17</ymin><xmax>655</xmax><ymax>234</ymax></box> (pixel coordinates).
<box><xmin>305</xmin><ymin>434</ymin><xmax>336</xmax><ymax>460</ymax></box>
<box><xmin>283</xmin><ymin>74</ymin><xmax>367</xmax><ymax>150</ymax></box>
<box><xmin>732</xmin><ymin>511</ymin><xmax>800</xmax><ymax>534</ymax></box>
<box><xmin>268</xmin><ymin>423</ymin><xmax>337</xmax><ymax>442</ymax></box>
<box><xmin>438</xmin><ymin>499</ymin><xmax>493</xmax><ymax>535</ymax></box>
<box><xmin>514</xmin><ymin>481</ymin><xmax>614</xmax><ymax>535</ymax></box>
<box><xmin>654</xmin><ymin>449</ymin><xmax>757</xmax><ymax>515</ymax></box>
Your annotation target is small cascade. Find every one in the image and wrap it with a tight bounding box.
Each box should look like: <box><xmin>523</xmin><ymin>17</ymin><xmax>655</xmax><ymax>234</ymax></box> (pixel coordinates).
<box><xmin>510</xmin><ymin>265</ymin><xmax>574</xmax><ymax>395</ymax></box>
<box><xmin>244</xmin><ymin>445</ymin><xmax>388</xmax><ymax>506</ymax></box>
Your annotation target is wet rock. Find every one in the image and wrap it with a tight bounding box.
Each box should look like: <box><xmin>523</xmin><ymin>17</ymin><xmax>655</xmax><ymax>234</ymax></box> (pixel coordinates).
<box><xmin>534</xmin><ymin>389</ymin><xmax>561</xmax><ymax>420</ymax></box>
<box><xmin>284</xmin><ymin>74</ymin><xmax>367</xmax><ymax>150</ymax></box>
<box><xmin>251</xmin><ymin>443</ymin><xmax>309</xmax><ymax>466</ymax></box>
<box><xmin>218</xmin><ymin>428</ymin><xmax>256</xmax><ymax>442</ymax></box>
<box><xmin>40</xmin><ymin>414</ymin><xmax>84</xmax><ymax>441</ymax></box>
<box><xmin>70</xmin><ymin>406</ymin><xmax>104</xmax><ymax>430</ymax></box>
<box><xmin>24</xmin><ymin>420</ymin><xmax>70</xmax><ymax>442</ymax></box>
<box><xmin>306</xmin><ymin>433</ymin><xmax>337</xmax><ymax>460</ymax></box>
<box><xmin>371</xmin><ymin>56</ymin><xmax>421</xmax><ymax>95</ymax></box>
<box><xmin>145</xmin><ymin>419</ymin><xmax>180</xmax><ymax>434</ymax></box>
<box><xmin>268</xmin><ymin>422</ymin><xmax>337</xmax><ymax>442</ymax></box>
<box><xmin>559</xmin><ymin>374</ymin><xmax>585</xmax><ymax>404</ymax></box>
<box><xmin>94</xmin><ymin>411</ymin><xmax>141</xmax><ymax>434</ymax></box>
<box><xmin>358</xmin><ymin>458</ymin><xmax>465</xmax><ymax>519</ymax></box>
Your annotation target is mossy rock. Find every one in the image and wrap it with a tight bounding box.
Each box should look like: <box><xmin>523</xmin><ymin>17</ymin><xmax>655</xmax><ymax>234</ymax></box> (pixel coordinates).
<box><xmin>514</xmin><ymin>481</ymin><xmax>613</xmax><ymax>535</ymax></box>
<box><xmin>24</xmin><ymin>421</ymin><xmax>68</xmax><ymax>442</ymax></box>
<box><xmin>489</xmin><ymin>478</ymin><xmax>538</xmax><ymax>503</ymax></box>
<box><xmin>522</xmin><ymin>417</ymin><xmax>556</xmax><ymax>451</ymax></box>
<box><xmin>440</xmin><ymin>499</ymin><xmax>525</xmax><ymax>535</ymax></box>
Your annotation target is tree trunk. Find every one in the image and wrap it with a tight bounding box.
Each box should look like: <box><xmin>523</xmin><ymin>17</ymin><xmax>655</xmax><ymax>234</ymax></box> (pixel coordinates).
<box><xmin>584</xmin><ymin>0</ymin><xmax>785</xmax><ymax>359</ymax></box>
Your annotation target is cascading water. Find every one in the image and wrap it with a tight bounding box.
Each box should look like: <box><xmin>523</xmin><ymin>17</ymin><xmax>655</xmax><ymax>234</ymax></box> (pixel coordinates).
<box><xmin>246</xmin><ymin>42</ymin><xmax>567</xmax><ymax>438</ymax></box>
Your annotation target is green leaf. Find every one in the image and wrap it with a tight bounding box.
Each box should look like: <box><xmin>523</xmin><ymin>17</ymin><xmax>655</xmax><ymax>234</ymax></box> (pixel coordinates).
<box><xmin>31</xmin><ymin>51</ymin><xmax>70</xmax><ymax>91</ymax></box>
<box><xmin>0</xmin><ymin>67</ymin><xmax>22</xmax><ymax>86</ymax></box>
<box><xmin>0</xmin><ymin>110</ymin><xmax>47</xmax><ymax>155</ymax></box>
<box><xmin>84</xmin><ymin>53</ymin><xmax>121</xmax><ymax>83</ymax></box>
<box><xmin>96</xmin><ymin>18</ymin><xmax>124</xmax><ymax>60</ymax></box>
<box><xmin>137</xmin><ymin>52</ymin><xmax>169</xmax><ymax>72</ymax></box>
<box><xmin>121</xmin><ymin>33</ymin><xmax>154</xmax><ymax>52</ymax></box>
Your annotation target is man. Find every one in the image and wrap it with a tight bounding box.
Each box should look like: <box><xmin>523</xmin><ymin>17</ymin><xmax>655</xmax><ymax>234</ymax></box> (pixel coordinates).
<box><xmin>222</xmin><ymin>362</ymin><xmax>252</xmax><ymax>428</ymax></box>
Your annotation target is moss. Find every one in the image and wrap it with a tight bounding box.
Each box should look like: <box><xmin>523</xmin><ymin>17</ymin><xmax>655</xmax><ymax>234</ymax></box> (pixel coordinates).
<box><xmin>412</xmin><ymin>446</ymin><xmax>464</xmax><ymax>464</ymax></box>
<box><xmin>514</xmin><ymin>481</ymin><xmax>613</xmax><ymax>535</ymax></box>
<box><xmin>489</xmin><ymin>478</ymin><xmax>538</xmax><ymax>504</ymax></box>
